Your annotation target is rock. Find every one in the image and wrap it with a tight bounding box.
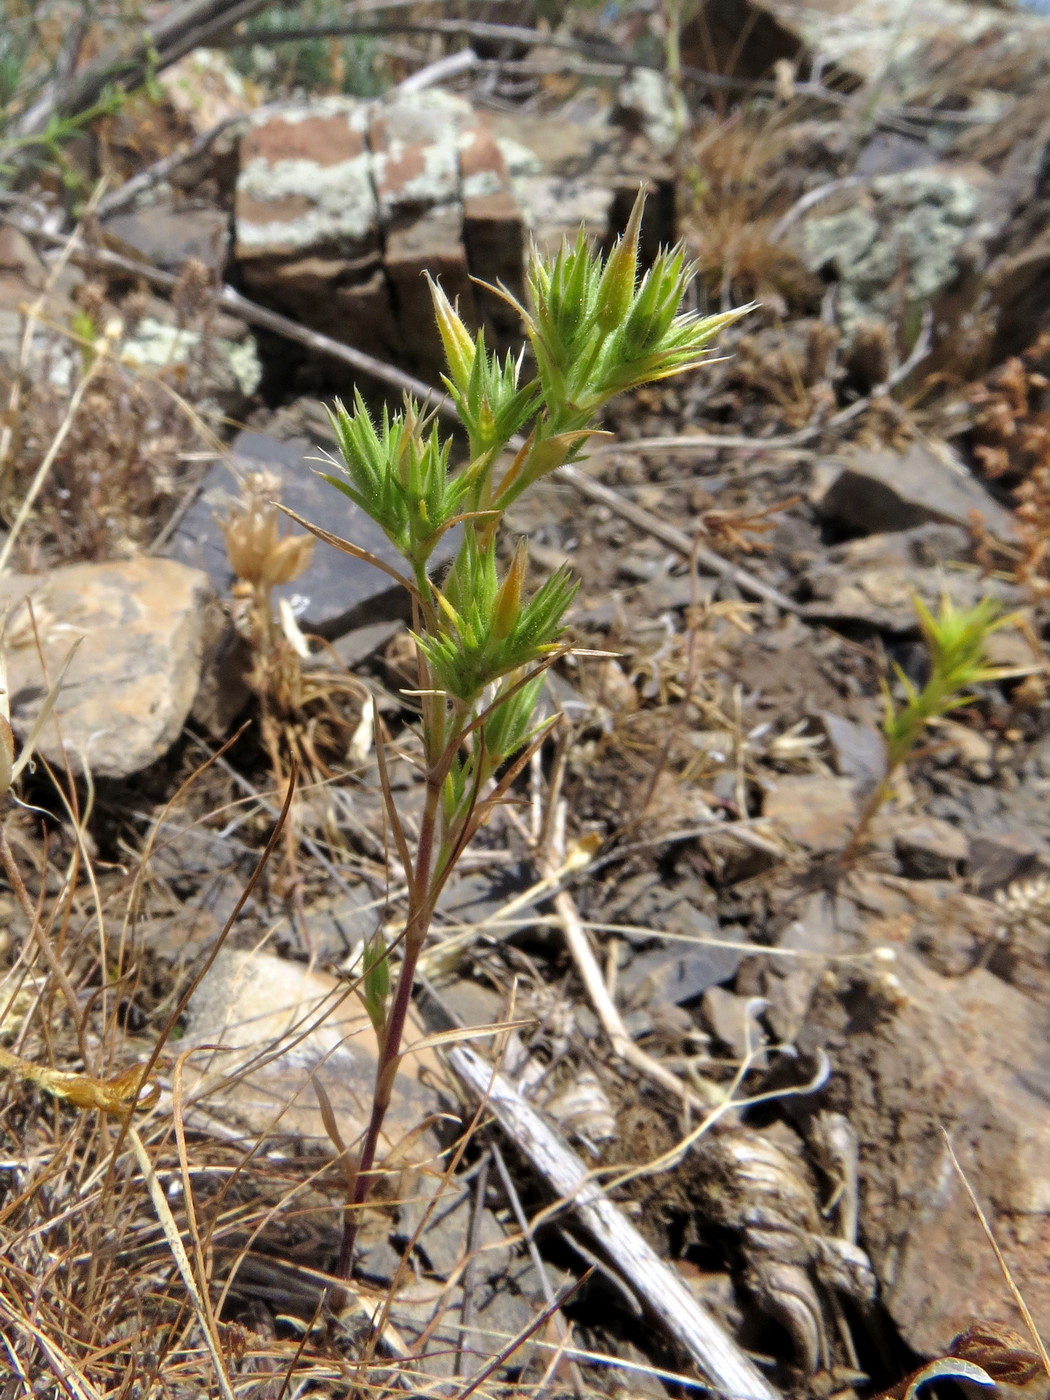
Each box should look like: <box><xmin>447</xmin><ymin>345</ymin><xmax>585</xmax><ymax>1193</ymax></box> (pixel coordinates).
<box><xmin>384</xmin><ymin>204</ymin><xmax>475</xmax><ymax>379</ymax></box>
<box><xmin>683</xmin><ymin>0</ymin><xmax>1050</xmax><ymax>100</ymax></box>
<box><xmin>386</xmin><ymin>1261</ymin><xmax>551</xmax><ymax>1379</ymax></box>
<box><xmin>936</xmin><ymin>719</ymin><xmax>995</xmax><ymax>779</ymax></box>
<box><xmin>120</xmin><ymin>311</ymin><xmax>261</xmax><ymax>414</ymax></box>
<box><xmin>893</xmin><ymin>815</ymin><xmax>968</xmax><ymax>878</ymax></box>
<box><xmin>968</xmin><ymin>832</ymin><xmax>1049</xmax><ymax>894</ymax></box>
<box><xmin>762</xmin><ymin>893</ymin><xmax>853</xmax><ymax>1044</ymax></box>
<box><xmin>621</xmin><ymin>938</ymin><xmax>743</xmax><ymax>1011</ymax></box>
<box><xmin>702</xmin><ymin>985</ymin><xmax>760</xmax><ymax>1059</ymax></box>
<box><xmin>181</xmin><ymin>948</ymin><xmax>447</xmax><ymax>1155</ymax></box>
<box><xmin>398</xmin><ymin>1180</ymin><xmax>509</xmax><ymax>1280</ymax></box>
<box><xmin>0</xmin><ymin>228</ymin><xmax>86</xmax><ymax>392</ymax></box>
<box><xmin>160</xmin><ymin>47</ymin><xmax>257</xmax><ymax>137</ymax></box>
<box><xmin>388</xmin><ymin>1176</ymin><xmax>563</xmax><ymax>1376</ymax></box>
<box><xmin>818</xmin><ymin>710</ymin><xmax>886</xmax><ymax>790</ymax></box>
<box><xmin>321</xmin><ymin>618</ymin><xmax>403</xmax><ymax>671</ymax></box>
<box><xmin>301</xmin><ymin>885</ymin><xmax>381</xmax><ymax>961</ymax></box>
<box><xmin>370</xmin><ymin>88</ymin><xmax>473</xmax><ymax>222</ymax></box>
<box><xmin>985</xmin><ymin>227</ymin><xmax>1050</xmax><ymax>363</ymax></box>
<box><xmin>853</xmin><ymin>131</ymin><xmax>939</xmax><ymax>179</ymax></box>
<box><xmin>0</xmin><ymin>557</ymin><xmax>212</xmax><ymax>779</ymax></box>
<box><xmin>796</xmin><ymin>951</ymin><xmax>1050</xmax><ymax>1353</ymax></box>
<box><xmin>762</xmin><ymin>775</ymin><xmax>858</xmax><ymax>853</ymax></box>
<box><xmin>615</xmin><ymin>68</ymin><xmax>682</xmax><ymax>159</ymax></box>
<box><xmin>0</xmin><ymin>225</ymin><xmax>49</xmax><ymax>373</ymax></box>
<box><xmin>814</xmin><ymin>442</ymin><xmax>1016</xmax><ymax>540</ymax></box>
<box><xmin>792</xmin><ymin>166</ymin><xmax>993</xmax><ymax>341</ymax></box>
<box><xmin>166</xmin><ymin>428</ymin><xmax>445</xmax><ymax>637</ymax></box>
<box><xmin>102</xmin><ymin>201</ymin><xmax>230</xmax><ymax>276</ymax></box>
<box><xmin>233</xmin><ymin>91</ymin><xmax>672</xmax><ymax>384</ymax></box>
<box><xmin>235</xmin><ymin>96</ymin><xmax>394</xmax><ymax>365</ymax></box>
<box><xmin>802</xmin><ymin>538</ymin><xmax>1020</xmax><ymax>631</ymax></box>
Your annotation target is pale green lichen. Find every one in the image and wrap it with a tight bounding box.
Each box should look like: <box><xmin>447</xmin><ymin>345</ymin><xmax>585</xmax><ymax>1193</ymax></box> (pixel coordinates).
<box><xmin>797</xmin><ymin>169</ymin><xmax>986</xmax><ymax>335</ymax></box>
<box><xmin>121</xmin><ymin>318</ymin><xmax>262</xmax><ymax>398</ymax></box>
<box><xmin>237</xmin><ymin>152</ymin><xmax>378</xmax><ymax>253</ymax></box>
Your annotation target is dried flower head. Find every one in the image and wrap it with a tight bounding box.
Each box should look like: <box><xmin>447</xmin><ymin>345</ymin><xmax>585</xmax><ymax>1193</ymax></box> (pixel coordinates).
<box><xmin>171</xmin><ymin>257</ymin><xmax>213</xmax><ymax>325</ymax></box>
<box><xmin>994</xmin><ymin>872</ymin><xmax>1050</xmax><ymax>943</ymax></box>
<box><xmin>220</xmin><ymin>472</ymin><xmax>314</xmax><ymax>589</ymax></box>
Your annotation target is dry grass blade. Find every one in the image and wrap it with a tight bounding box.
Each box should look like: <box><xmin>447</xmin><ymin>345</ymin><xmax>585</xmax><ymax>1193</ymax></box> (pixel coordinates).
<box><xmin>276</xmin><ymin>501</ymin><xmax>419</xmax><ymax>598</ymax></box>
<box><xmin>126</xmin><ymin>1124</ymin><xmax>237</xmax><ymax>1400</ymax></box>
<box><xmin>456</xmin><ymin>1270</ymin><xmax>594</xmax><ymax>1400</ymax></box>
<box><xmin>447</xmin><ymin>1042</ymin><xmax>781</xmax><ymax>1400</ymax></box>
<box><xmin>0</xmin><ymin>356</ymin><xmax>105</xmax><ymax>574</ymax></box>
<box><xmin>942</xmin><ymin>1129</ymin><xmax>1050</xmax><ymax>1377</ymax></box>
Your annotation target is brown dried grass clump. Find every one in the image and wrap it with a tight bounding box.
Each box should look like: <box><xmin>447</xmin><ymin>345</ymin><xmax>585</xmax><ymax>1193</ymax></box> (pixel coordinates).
<box><xmin>0</xmin><ymin>268</ymin><xmax>227</xmax><ymax>570</ymax></box>
<box><xmin>682</xmin><ymin>106</ymin><xmax>821</xmax><ymax>308</ymax></box>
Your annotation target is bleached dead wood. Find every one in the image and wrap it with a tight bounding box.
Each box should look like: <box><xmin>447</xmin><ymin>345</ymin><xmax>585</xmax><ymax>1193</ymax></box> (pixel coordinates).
<box><xmin>447</xmin><ymin>1042</ymin><xmax>781</xmax><ymax>1400</ymax></box>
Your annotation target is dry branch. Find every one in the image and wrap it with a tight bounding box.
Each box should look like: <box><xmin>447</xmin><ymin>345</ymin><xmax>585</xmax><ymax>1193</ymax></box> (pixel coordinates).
<box><xmin>447</xmin><ymin>1042</ymin><xmax>781</xmax><ymax>1400</ymax></box>
<box><xmin>6</xmin><ymin>210</ymin><xmax>800</xmax><ymax>617</ymax></box>
<box><xmin>11</xmin><ymin>0</ymin><xmax>277</xmax><ymax>144</ymax></box>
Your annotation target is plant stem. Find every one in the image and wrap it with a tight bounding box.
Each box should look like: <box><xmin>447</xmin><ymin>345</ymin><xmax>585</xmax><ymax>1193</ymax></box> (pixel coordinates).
<box><xmin>334</xmin><ymin>760</ymin><xmax>446</xmax><ymax>1283</ymax></box>
<box><xmin>836</xmin><ymin>769</ymin><xmax>895</xmax><ymax>868</ymax></box>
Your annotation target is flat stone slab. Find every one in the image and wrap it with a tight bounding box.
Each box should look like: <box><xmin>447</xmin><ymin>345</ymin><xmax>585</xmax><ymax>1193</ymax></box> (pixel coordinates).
<box><xmin>167</xmin><ymin>429</ymin><xmax>426</xmax><ymax>637</ymax></box>
<box><xmin>0</xmin><ymin>557</ymin><xmax>211</xmax><ymax>779</ymax></box>
<box><xmin>798</xmin><ymin>950</ymin><xmax>1050</xmax><ymax>1353</ymax></box>
<box><xmin>763</xmin><ymin>774</ymin><xmax>859</xmax><ymax>853</ymax></box>
<box><xmin>181</xmin><ymin>948</ymin><xmax>448</xmax><ymax>1157</ymax></box>
<box><xmin>101</xmin><ymin>201</ymin><xmax>230</xmax><ymax>275</ymax></box>
<box><xmin>814</xmin><ymin>441</ymin><xmax>1017</xmax><ymax>541</ymax></box>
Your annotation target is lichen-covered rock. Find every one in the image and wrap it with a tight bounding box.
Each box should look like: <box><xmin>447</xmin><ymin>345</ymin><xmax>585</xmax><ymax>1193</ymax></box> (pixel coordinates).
<box><xmin>233</xmin><ymin>90</ymin><xmax>673</xmax><ymax>382</ymax></box>
<box><xmin>685</xmin><ymin>0</ymin><xmax>1050</xmax><ymax>99</ymax></box>
<box><xmin>120</xmin><ymin>312</ymin><xmax>262</xmax><ymax>412</ymax></box>
<box><xmin>793</xmin><ymin>166</ymin><xmax>994</xmax><ymax>338</ymax></box>
<box><xmin>0</xmin><ymin>557</ymin><xmax>212</xmax><ymax>779</ymax></box>
<box><xmin>236</xmin><ymin>97</ymin><xmax>378</xmax><ymax>262</ymax></box>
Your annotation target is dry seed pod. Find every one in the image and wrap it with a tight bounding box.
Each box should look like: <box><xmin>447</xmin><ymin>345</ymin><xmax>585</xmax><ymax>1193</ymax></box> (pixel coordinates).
<box><xmin>220</xmin><ymin>472</ymin><xmax>314</xmax><ymax>589</ymax></box>
<box><xmin>949</xmin><ymin>1321</ymin><xmax>1044</xmax><ymax>1387</ymax></box>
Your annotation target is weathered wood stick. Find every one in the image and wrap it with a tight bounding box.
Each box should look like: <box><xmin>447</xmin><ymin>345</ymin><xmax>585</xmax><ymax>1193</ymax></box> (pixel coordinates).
<box><xmin>446</xmin><ymin>1042</ymin><xmax>781</xmax><ymax>1400</ymax></box>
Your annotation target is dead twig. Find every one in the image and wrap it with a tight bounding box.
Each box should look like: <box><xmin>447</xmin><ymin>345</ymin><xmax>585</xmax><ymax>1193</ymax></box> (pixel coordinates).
<box><xmin>446</xmin><ymin>1042</ymin><xmax>781</xmax><ymax>1400</ymax></box>
<box><xmin>11</xmin><ymin>0</ymin><xmax>274</xmax><ymax>146</ymax></box>
<box><xmin>95</xmin><ymin>115</ymin><xmax>245</xmax><ymax>220</ymax></box>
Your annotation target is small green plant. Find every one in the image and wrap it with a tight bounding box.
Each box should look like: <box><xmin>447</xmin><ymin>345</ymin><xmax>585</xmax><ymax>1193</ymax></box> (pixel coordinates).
<box><xmin>841</xmin><ymin>592</ymin><xmax>1018</xmax><ymax>863</ymax></box>
<box><xmin>307</xmin><ymin>191</ymin><xmax>749</xmax><ymax>1282</ymax></box>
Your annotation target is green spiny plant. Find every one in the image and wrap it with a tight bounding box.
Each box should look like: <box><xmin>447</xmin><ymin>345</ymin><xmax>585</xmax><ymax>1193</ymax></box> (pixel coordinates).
<box><xmin>302</xmin><ymin>190</ymin><xmax>751</xmax><ymax>1283</ymax></box>
<box><xmin>840</xmin><ymin>592</ymin><xmax>1019</xmax><ymax>864</ymax></box>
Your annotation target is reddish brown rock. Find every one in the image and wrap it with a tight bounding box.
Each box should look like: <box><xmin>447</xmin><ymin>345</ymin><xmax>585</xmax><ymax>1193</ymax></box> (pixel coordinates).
<box><xmin>236</xmin><ymin>99</ymin><xmax>377</xmax><ymax>262</ymax></box>
<box><xmin>370</xmin><ymin>89</ymin><xmax>473</xmax><ymax>224</ymax></box>
<box><xmin>763</xmin><ymin>774</ymin><xmax>858</xmax><ymax>853</ymax></box>
<box><xmin>797</xmin><ymin>951</ymin><xmax>1050</xmax><ymax>1354</ymax></box>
